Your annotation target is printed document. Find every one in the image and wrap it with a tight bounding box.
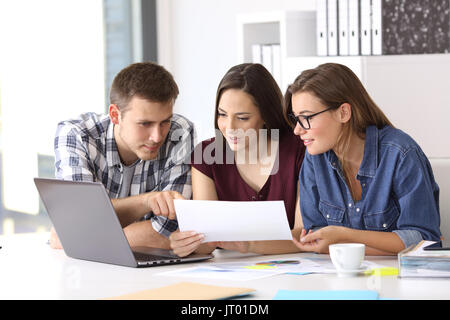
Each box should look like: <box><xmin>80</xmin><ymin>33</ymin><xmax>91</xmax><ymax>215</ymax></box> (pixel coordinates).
<box><xmin>174</xmin><ymin>200</ymin><xmax>292</xmax><ymax>242</ymax></box>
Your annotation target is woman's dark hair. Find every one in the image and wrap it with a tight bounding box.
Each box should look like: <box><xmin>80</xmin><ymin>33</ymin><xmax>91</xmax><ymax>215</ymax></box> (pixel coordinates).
<box><xmin>214</xmin><ymin>63</ymin><xmax>291</xmax><ymax>135</ymax></box>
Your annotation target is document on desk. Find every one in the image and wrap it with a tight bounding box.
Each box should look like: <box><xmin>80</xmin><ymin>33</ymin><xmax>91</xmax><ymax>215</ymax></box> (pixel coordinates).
<box><xmin>174</xmin><ymin>200</ymin><xmax>292</xmax><ymax>242</ymax></box>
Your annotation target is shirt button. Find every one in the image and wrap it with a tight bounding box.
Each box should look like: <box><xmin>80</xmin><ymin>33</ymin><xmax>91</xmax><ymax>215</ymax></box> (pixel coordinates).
<box><xmin>251</xmin><ymin>196</ymin><xmax>256</xmax><ymax>200</ymax></box>
<box><xmin>356</xmin><ymin>208</ymin><xmax>360</xmax><ymax>213</ymax></box>
<box><xmin>383</xmin><ymin>223</ymin><xmax>387</xmax><ymax>228</ymax></box>
<box><xmin>348</xmin><ymin>203</ymin><xmax>352</xmax><ymax>208</ymax></box>
<box><xmin>362</xmin><ymin>183</ymin><xmax>366</xmax><ymax>187</ymax></box>
<box><xmin>326</xmin><ymin>214</ymin><xmax>330</xmax><ymax>219</ymax></box>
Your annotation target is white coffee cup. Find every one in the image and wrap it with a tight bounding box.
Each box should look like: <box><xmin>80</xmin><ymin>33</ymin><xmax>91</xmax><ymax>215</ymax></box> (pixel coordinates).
<box><xmin>329</xmin><ymin>243</ymin><xmax>365</xmax><ymax>277</ymax></box>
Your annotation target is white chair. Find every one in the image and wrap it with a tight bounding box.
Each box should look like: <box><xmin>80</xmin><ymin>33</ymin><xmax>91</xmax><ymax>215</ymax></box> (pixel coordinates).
<box><xmin>429</xmin><ymin>158</ymin><xmax>450</xmax><ymax>241</ymax></box>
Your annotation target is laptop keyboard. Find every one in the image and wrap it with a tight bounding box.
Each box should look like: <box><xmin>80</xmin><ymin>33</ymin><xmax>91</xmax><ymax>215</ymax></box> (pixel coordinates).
<box><xmin>133</xmin><ymin>252</ymin><xmax>170</xmax><ymax>262</ymax></box>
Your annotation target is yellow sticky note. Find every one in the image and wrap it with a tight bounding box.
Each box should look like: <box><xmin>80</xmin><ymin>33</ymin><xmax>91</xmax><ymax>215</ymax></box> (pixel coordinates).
<box><xmin>364</xmin><ymin>267</ymin><xmax>398</xmax><ymax>276</ymax></box>
<box><xmin>243</xmin><ymin>265</ymin><xmax>276</xmax><ymax>270</ymax></box>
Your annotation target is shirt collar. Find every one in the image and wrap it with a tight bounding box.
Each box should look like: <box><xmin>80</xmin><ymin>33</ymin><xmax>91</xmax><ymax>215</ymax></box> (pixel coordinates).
<box><xmin>358</xmin><ymin>125</ymin><xmax>378</xmax><ymax>177</ymax></box>
<box><xmin>325</xmin><ymin>125</ymin><xmax>378</xmax><ymax>177</ymax></box>
<box><xmin>106</xmin><ymin>120</ymin><xmax>122</xmax><ymax>168</ymax></box>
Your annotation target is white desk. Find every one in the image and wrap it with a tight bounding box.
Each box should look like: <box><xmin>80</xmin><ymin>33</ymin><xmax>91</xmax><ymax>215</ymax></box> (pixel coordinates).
<box><xmin>1</xmin><ymin>233</ymin><xmax>450</xmax><ymax>300</ymax></box>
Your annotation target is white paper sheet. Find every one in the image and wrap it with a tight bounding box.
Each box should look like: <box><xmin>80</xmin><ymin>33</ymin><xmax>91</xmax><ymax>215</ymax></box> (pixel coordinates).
<box><xmin>174</xmin><ymin>200</ymin><xmax>293</xmax><ymax>242</ymax></box>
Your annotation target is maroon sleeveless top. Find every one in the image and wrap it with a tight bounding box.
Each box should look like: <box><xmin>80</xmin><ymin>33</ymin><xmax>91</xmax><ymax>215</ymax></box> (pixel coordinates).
<box><xmin>191</xmin><ymin>132</ymin><xmax>305</xmax><ymax>229</ymax></box>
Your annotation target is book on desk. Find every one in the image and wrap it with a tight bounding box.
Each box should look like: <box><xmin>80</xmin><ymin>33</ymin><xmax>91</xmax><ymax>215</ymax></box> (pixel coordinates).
<box><xmin>398</xmin><ymin>240</ymin><xmax>450</xmax><ymax>278</ymax></box>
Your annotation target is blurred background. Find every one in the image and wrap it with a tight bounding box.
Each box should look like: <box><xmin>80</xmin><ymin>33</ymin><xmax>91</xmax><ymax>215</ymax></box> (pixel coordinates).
<box><xmin>0</xmin><ymin>0</ymin><xmax>449</xmax><ymax>235</ymax></box>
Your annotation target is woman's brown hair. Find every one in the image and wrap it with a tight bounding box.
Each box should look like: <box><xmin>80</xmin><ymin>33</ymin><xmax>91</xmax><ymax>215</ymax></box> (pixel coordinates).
<box><xmin>214</xmin><ymin>63</ymin><xmax>291</xmax><ymax>136</ymax></box>
<box><xmin>284</xmin><ymin>63</ymin><xmax>394</xmax><ymax>200</ymax></box>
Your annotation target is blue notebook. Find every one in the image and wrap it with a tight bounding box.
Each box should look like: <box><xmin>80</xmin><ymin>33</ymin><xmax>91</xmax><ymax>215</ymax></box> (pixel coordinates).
<box><xmin>273</xmin><ymin>290</ymin><xmax>379</xmax><ymax>300</ymax></box>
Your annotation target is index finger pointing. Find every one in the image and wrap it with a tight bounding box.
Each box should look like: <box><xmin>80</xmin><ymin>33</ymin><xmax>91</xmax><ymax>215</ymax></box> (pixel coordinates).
<box><xmin>171</xmin><ymin>191</ymin><xmax>185</xmax><ymax>200</ymax></box>
<box><xmin>164</xmin><ymin>192</ymin><xmax>177</xmax><ymax>220</ymax></box>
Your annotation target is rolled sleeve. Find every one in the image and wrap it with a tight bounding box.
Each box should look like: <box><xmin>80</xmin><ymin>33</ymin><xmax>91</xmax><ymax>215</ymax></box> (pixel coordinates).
<box><xmin>393</xmin><ymin>229</ymin><xmax>423</xmax><ymax>248</ymax></box>
<box><xmin>393</xmin><ymin>148</ymin><xmax>441</xmax><ymax>242</ymax></box>
<box><xmin>151</xmin><ymin>216</ymin><xmax>179</xmax><ymax>238</ymax></box>
<box><xmin>54</xmin><ymin>124</ymin><xmax>95</xmax><ymax>181</ymax></box>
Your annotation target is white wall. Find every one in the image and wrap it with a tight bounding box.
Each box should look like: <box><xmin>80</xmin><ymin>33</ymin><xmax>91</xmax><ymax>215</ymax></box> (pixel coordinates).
<box><xmin>157</xmin><ymin>0</ymin><xmax>315</xmax><ymax>142</ymax></box>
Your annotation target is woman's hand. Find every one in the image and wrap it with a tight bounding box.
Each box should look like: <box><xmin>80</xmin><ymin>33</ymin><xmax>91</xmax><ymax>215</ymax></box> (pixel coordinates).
<box><xmin>169</xmin><ymin>230</ymin><xmax>216</xmax><ymax>257</ymax></box>
<box><xmin>292</xmin><ymin>226</ymin><xmax>347</xmax><ymax>254</ymax></box>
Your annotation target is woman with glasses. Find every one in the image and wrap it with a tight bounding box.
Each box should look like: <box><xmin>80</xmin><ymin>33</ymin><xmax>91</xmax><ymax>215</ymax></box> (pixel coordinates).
<box><xmin>287</xmin><ymin>63</ymin><xmax>441</xmax><ymax>255</ymax></box>
<box><xmin>169</xmin><ymin>63</ymin><xmax>306</xmax><ymax>257</ymax></box>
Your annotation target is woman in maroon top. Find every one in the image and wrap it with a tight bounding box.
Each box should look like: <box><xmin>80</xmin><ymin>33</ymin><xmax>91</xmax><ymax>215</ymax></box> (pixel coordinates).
<box><xmin>169</xmin><ymin>63</ymin><xmax>305</xmax><ymax>257</ymax></box>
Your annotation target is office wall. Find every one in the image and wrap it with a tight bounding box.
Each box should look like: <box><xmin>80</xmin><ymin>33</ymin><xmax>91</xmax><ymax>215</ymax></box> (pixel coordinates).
<box><xmin>157</xmin><ymin>0</ymin><xmax>315</xmax><ymax>142</ymax></box>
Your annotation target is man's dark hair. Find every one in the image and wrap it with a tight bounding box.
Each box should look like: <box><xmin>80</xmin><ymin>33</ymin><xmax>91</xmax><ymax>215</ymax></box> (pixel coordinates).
<box><xmin>110</xmin><ymin>62</ymin><xmax>179</xmax><ymax>112</ymax></box>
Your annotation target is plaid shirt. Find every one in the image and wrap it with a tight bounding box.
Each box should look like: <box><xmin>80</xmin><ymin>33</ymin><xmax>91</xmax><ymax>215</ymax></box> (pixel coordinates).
<box><xmin>54</xmin><ymin>112</ymin><xmax>194</xmax><ymax>237</ymax></box>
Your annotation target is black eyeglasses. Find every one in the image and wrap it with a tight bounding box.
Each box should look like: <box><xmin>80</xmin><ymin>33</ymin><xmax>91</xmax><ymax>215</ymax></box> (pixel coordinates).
<box><xmin>288</xmin><ymin>106</ymin><xmax>336</xmax><ymax>130</ymax></box>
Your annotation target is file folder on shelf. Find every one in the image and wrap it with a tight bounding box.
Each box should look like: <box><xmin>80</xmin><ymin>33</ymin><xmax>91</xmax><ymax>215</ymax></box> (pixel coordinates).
<box><xmin>271</xmin><ymin>44</ymin><xmax>282</xmax><ymax>87</ymax></box>
<box><xmin>316</xmin><ymin>0</ymin><xmax>328</xmax><ymax>56</ymax></box>
<box><xmin>360</xmin><ymin>0</ymin><xmax>372</xmax><ymax>55</ymax></box>
<box><xmin>251</xmin><ymin>44</ymin><xmax>262</xmax><ymax>63</ymax></box>
<box><xmin>371</xmin><ymin>0</ymin><xmax>382</xmax><ymax>55</ymax></box>
<box><xmin>338</xmin><ymin>0</ymin><xmax>349</xmax><ymax>56</ymax></box>
<box><xmin>327</xmin><ymin>0</ymin><xmax>339</xmax><ymax>56</ymax></box>
<box><xmin>261</xmin><ymin>44</ymin><xmax>273</xmax><ymax>75</ymax></box>
<box><xmin>348</xmin><ymin>0</ymin><xmax>360</xmax><ymax>55</ymax></box>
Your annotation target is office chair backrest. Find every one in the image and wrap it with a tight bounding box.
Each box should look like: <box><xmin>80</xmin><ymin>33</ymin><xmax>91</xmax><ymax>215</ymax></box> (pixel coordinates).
<box><xmin>429</xmin><ymin>158</ymin><xmax>450</xmax><ymax>241</ymax></box>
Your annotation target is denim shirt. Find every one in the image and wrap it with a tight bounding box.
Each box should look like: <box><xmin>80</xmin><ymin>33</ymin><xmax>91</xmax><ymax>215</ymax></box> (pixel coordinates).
<box><xmin>299</xmin><ymin>125</ymin><xmax>441</xmax><ymax>248</ymax></box>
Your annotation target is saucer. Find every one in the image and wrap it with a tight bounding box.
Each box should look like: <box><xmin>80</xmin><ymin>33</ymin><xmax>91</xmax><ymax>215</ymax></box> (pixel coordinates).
<box><xmin>335</xmin><ymin>266</ymin><xmax>369</xmax><ymax>277</ymax></box>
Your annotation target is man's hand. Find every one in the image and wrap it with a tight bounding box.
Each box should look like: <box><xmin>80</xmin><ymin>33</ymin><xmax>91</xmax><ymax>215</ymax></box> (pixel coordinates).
<box><xmin>145</xmin><ymin>190</ymin><xmax>184</xmax><ymax>220</ymax></box>
<box><xmin>49</xmin><ymin>227</ymin><xmax>63</xmax><ymax>249</ymax></box>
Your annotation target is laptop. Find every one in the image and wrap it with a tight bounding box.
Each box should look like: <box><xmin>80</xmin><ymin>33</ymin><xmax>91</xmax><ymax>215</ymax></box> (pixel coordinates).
<box><xmin>34</xmin><ymin>178</ymin><xmax>213</xmax><ymax>268</ymax></box>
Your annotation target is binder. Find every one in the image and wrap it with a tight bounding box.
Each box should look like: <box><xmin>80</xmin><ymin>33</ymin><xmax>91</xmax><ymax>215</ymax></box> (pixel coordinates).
<box><xmin>251</xmin><ymin>44</ymin><xmax>262</xmax><ymax>63</ymax></box>
<box><xmin>371</xmin><ymin>0</ymin><xmax>382</xmax><ymax>55</ymax></box>
<box><xmin>398</xmin><ymin>241</ymin><xmax>450</xmax><ymax>279</ymax></box>
<box><xmin>271</xmin><ymin>44</ymin><xmax>282</xmax><ymax>87</ymax></box>
<box><xmin>316</xmin><ymin>0</ymin><xmax>328</xmax><ymax>56</ymax></box>
<box><xmin>338</xmin><ymin>0</ymin><xmax>349</xmax><ymax>55</ymax></box>
<box><xmin>348</xmin><ymin>0</ymin><xmax>360</xmax><ymax>55</ymax></box>
<box><xmin>327</xmin><ymin>0</ymin><xmax>339</xmax><ymax>56</ymax></box>
<box><xmin>261</xmin><ymin>44</ymin><xmax>273</xmax><ymax>74</ymax></box>
<box><xmin>360</xmin><ymin>0</ymin><xmax>372</xmax><ymax>55</ymax></box>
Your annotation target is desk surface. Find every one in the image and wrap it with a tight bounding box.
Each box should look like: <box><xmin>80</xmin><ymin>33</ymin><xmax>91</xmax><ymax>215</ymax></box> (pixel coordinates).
<box><xmin>0</xmin><ymin>233</ymin><xmax>449</xmax><ymax>300</ymax></box>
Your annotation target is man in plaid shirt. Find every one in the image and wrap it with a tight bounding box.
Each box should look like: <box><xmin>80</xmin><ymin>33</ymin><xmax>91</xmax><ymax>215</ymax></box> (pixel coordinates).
<box><xmin>50</xmin><ymin>62</ymin><xmax>194</xmax><ymax>250</ymax></box>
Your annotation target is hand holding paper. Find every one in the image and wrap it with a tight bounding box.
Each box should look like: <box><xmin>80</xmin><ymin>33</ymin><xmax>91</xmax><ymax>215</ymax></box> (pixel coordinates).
<box><xmin>169</xmin><ymin>230</ymin><xmax>217</xmax><ymax>257</ymax></box>
<box><xmin>174</xmin><ymin>200</ymin><xmax>292</xmax><ymax>242</ymax></box>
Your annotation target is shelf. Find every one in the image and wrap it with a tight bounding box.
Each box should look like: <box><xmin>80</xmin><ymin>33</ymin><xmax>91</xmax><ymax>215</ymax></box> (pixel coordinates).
<box><xmin>236</xmin><ymin>9</ymin><xmax>450</xmax><ymax>158</ymax></box>
<box><xmin>236</xmin><ymin>11</ymin><xmax>316</xmax><ymax>89</ymax></box>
